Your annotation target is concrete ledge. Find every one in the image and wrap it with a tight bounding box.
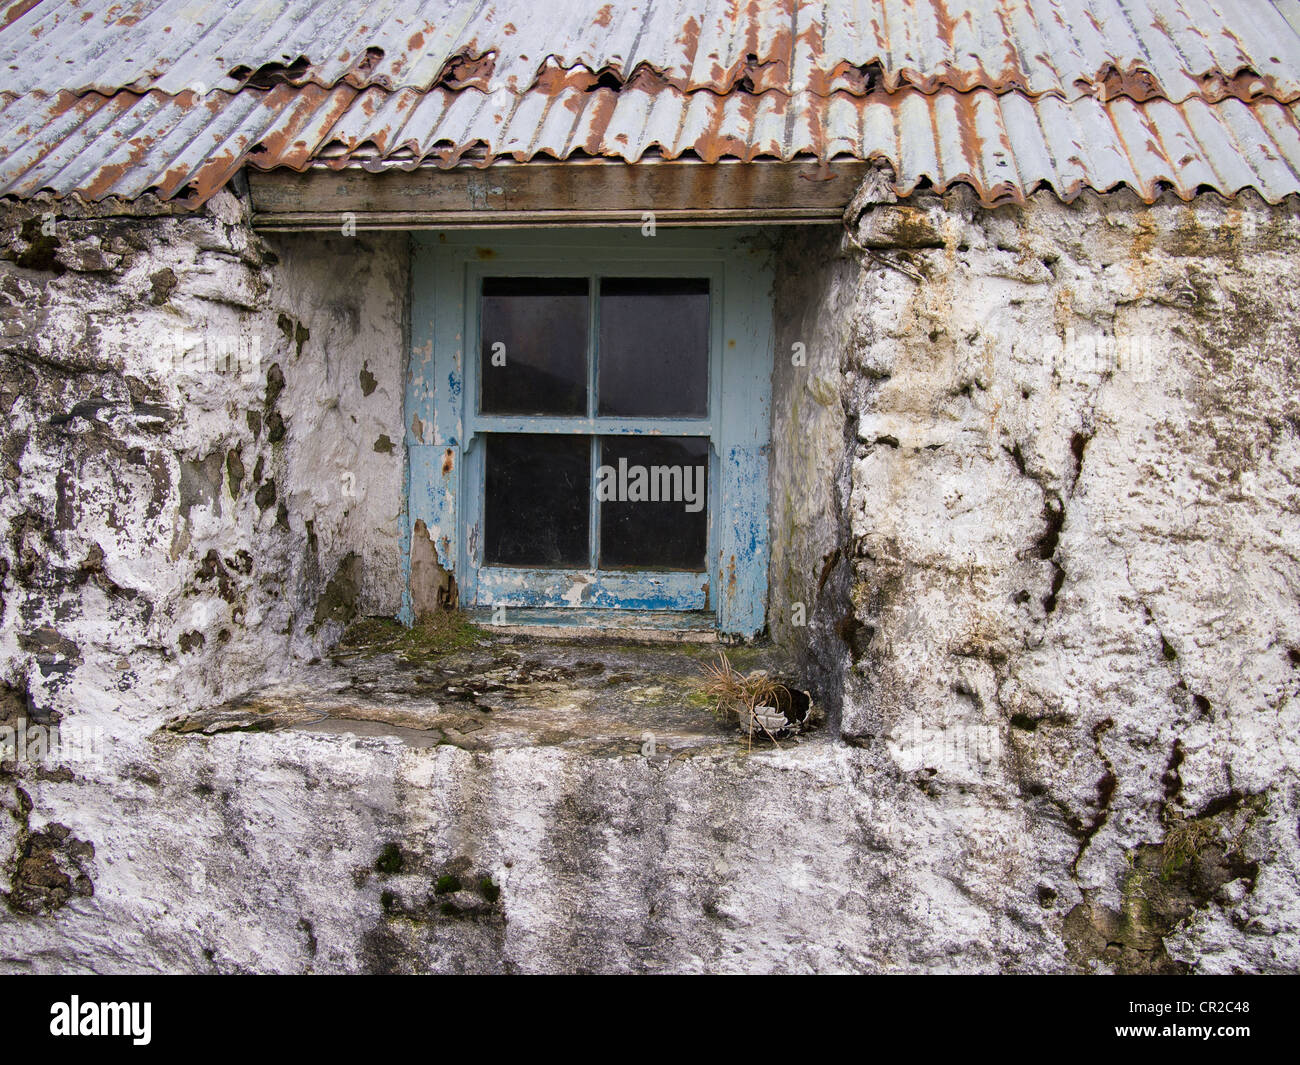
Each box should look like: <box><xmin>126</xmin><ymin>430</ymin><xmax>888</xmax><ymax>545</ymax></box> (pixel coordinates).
<box><xmin>163</xmin><ymin>634</ymin><xmax>812</xmax><ymax>758</ymax></box>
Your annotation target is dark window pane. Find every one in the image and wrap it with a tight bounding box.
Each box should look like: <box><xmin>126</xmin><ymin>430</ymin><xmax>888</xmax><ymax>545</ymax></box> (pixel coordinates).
<box><xmin>481</xmin><ymin>278</ymin><xmax>588</xmax><ymax>415</ymax></box>
<box><xmin>598</xmin><ymin>278</ymin><xmax>709</xmax><ymax>417</ymax></box>
<box><xmin>598</xmin><ymin>437</ymin><xmax>708</xmax><ymax>570</ymax></box>
<box><xmin>485</xmin><ymin>434</ymin><xmax>589</xmax><ymax>567</ymax></box>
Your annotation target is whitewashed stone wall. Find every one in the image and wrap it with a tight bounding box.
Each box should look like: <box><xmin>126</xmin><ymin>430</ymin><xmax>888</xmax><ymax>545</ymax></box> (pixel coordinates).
<box><xmin>1</xmin><ymin>183</ymin><xmax>1296</xmax><ymax>973</ymax></box>
<box><xmin>772</xmin><ymin>187</ymin><xmax>1300</xmax><ymax>972</ymax></box>
<box><xmin>0</xmin><ymin>193</ymin><xmax>409</xmax><ymax>941</ymax></box>
<box><xmin>0</xmin><ymin>193</ymin><xmax>407</xmax><ymax>726</ymax></box>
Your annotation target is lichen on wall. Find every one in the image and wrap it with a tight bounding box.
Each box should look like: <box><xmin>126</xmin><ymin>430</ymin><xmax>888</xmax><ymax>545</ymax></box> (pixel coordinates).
<box><xmin>1</xmin><ymin>177</ymin><xmax>1297</xmax><ymax>973</ymax></box>
<box><xmin>0</xmin><ymin>193</ymin><xmax>408</xmax><ymax>721</ymax></box>
<box><xmin>771</xmin><ymin>185</ymin><xmax>1300</xmax><ymax>972</ymax></box>
<box><xmin>0</xmin><ymin>192</ymin><xmax>409</xmax><ymax>940</ymax></box>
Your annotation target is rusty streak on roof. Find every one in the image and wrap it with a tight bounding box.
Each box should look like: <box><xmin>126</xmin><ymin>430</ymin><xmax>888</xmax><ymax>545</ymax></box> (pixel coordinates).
<box><xmin>3</xmin><ymin>83</ymin><xmax>1298</xmax><ymax>206</ymax></box>
<box><xmin>1</xmin><ymin>0</ymin><xmax>1299</xmax><ymax>206</ymax></box>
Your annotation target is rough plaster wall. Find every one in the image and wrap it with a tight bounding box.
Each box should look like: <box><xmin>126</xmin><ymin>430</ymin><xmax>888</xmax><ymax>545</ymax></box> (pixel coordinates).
<box><xmin>0</xmin><ymin>195</ymin><xmax>410</xmax><ymax>951</ymax></box>
<box><xmin>266</xmin><ymin>233</ymin><xmax>407</xmax><ymax>618</ymax></box>
<box><xmin>769</xmin><ymin>229</ymin><xmax>858</xmax><ymax>725</ymax></box>
<box><xmin>0</xmin><ymin>192</ymin><xmax>406</xmax><ymax>910</ymax></box>
<box><xmin>1</xmin><ymin>731</ymin><xmax>1056</xmax><ymax>974</ymax></box>
<box><xmin>801</xmin><ymin>188</ymin><xmax>1300</xmax><ymax>972</ymax></box>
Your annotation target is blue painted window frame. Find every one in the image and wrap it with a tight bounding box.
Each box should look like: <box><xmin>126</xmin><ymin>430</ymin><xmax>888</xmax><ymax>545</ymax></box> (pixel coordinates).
<box><xmin>404</xmin><ymin>229</ymin><xmax>773</xmax><ymax>637</ymax></box>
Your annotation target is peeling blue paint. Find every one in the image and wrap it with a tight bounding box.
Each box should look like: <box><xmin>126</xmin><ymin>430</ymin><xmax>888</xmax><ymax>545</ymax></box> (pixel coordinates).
<box><xmin>718</xmin><ymin>444</ymin><xmax>770</xmax><ymax>637</ymax></box>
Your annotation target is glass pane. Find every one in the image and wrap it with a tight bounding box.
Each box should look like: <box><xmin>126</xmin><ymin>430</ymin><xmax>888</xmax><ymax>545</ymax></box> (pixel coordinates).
<box><xmin>480</xmin><ymin>278</ymin><xmax>588</xmax><ymax>415</ymax></box>
<box><xmin>598</xmin><ymin>278</ymin><xmax>709</xmax><ymax>417</ymax></box>
<box><xmin>484</xmin><ymin>434</ymin><xmax>589</xmax><ymax>567</ymax></box>
<box><xmin>598</xmin><ymin>437</ymin><xmax>708</xmax><ymax>570</ymax></box>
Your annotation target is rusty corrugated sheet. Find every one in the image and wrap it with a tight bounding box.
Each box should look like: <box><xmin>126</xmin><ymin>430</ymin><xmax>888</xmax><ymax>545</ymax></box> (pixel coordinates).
<box><xmin>3</xmin><ymin>0</ymin><xmax>1298</xmax><ymax>102</ymax></box>
<box><xmin>0</xmin><ymin>0</ymin><xmax>1298</xmax><ymax>206</ymax></box>
<box><xmin>3</xmin><ymin>83</ymin><xmax>1298</xmax><ymax>206</ymax></box>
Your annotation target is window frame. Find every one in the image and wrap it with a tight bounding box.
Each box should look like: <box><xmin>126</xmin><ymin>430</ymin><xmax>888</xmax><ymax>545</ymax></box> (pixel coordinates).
<box><xmin>404</xmin><ymin>229</ymin><xmax>773</xmax><ymax>638</ymax></box>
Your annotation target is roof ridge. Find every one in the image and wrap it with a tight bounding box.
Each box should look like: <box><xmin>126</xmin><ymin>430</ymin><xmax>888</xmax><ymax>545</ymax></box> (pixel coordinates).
<box><xmin>11</xmin><ymin>71</ymin><xmax>1300</xmax><ymax>108</ymax></box>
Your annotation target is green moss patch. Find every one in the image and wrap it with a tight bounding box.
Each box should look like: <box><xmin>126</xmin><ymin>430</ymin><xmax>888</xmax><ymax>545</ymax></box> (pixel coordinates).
<box><xmin>336</xmin><ymin>611</ymin><xmax>485</xmax><ymax>661</ymax></box>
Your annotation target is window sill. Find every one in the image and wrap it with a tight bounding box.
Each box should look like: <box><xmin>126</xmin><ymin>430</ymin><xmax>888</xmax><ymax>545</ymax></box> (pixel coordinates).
<box><xmin>164</xmin><ymin>632</ymin><xmax>811</xmax><ymax>758</ymax></box>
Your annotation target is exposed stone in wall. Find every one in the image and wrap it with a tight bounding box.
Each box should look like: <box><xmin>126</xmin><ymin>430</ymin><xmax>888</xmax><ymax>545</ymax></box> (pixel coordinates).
<box><xmin>5</xmin><ymin>816</ymin><xmax>96</xmax><ymax>917</ymax></box>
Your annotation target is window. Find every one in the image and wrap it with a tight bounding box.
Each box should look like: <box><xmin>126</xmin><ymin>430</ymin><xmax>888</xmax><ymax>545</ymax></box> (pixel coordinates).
<box><xmin>405</xmin><ymin>231</ymin><xmax>773</xmax><ymax>637</ymax></box>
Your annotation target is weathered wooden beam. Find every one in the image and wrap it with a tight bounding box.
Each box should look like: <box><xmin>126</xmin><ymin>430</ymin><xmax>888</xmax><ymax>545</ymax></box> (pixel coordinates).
<box><xmin>248</xmin><ymin>158</ymin><xmax>868</xmax><ymax>230</ymax></box>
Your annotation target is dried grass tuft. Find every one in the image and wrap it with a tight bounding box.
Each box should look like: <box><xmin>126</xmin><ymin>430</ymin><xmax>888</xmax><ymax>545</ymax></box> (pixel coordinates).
<box><xmin>699</xmin><ymin>650</ymin><xmax>797</xmax><ymax>747</ymax></box>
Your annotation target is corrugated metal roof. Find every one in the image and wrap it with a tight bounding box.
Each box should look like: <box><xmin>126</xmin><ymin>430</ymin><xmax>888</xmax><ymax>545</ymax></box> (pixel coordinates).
<box><xmin>3</xmin><ymin>83</ymin><xmax>1298</xmax><ymax>206</ymax></box>
<box><xmin>3</xmin><ymin>0</ymin><xmax>1299</xmax><ymax>102</ymax></box>
<box><xmin>0</xmin><ymin>0</ymin><xmax>1298</xmax><ymax>207</ymax></box>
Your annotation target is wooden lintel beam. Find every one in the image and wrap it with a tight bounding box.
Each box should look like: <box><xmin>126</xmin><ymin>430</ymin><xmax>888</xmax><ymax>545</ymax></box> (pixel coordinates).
<box><xmin>248</xmin><ymin>159</ymin><xmax>868</xmax><ymax>230</ymax></box>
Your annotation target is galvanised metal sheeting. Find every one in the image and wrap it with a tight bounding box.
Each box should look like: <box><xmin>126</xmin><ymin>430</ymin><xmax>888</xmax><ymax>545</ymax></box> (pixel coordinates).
<box><xmin>2</xmin><ymin>0</ymin><xmax>1299</xmax><ymax>102</ymax></box>
<box><xmin>2</xmin><ymin>83</ymin><xmax>1298</xmax><ymax>205</ymax></box>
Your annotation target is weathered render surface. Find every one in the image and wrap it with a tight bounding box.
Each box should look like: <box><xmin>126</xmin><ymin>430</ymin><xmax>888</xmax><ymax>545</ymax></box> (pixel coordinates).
<box><xmin>2</xmin><ymin>182</ymin><xmax>1298</xmax><ymax>973</ymax></box>
<box><xmin>0</xmin><ymin>192</ymin><xmax>407</xmax><ymax>717</ymax></box>
<box><xmin>0</xmin><ymin>192</ymin><xmax>410</xmax><ymax>946</ymax></box>
<box><xmin>774</xmin><ymin>187</ymin><xmax>1300</xmax><ymax>973</ymax></box>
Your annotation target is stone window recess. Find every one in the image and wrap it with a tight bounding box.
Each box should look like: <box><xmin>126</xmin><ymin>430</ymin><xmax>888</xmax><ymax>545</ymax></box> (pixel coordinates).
<box><xmin>404</xmin><ymin>230</ymin><xmax>775</xmax><ymax>637</ymax></box>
